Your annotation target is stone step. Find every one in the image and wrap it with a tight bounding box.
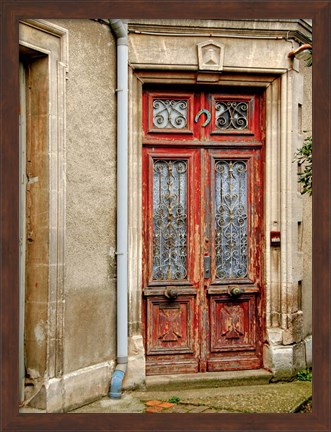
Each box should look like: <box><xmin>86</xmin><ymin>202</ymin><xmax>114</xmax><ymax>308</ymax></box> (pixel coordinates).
<box><xmin>145</xmin><ymin>369</ymin><xmax>272</xmax><ymax>391</ymax></box>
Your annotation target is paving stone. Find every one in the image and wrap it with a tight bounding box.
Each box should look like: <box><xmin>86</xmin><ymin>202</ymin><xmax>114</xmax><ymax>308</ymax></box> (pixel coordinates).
<box><xmin>146</xmin><ymin>406</ymin><xmax>164</xmax><ymax>413</ymax></box>
<box><xmin>48</xmin><ymin>379</ymin><xmax>312</xmax><ymax>414</ymax></box>
<box><xmin>133</xmin><ymin>381</ymin><xmax>312</xmax><ymax>414</ymax></box>
<box><xmin>185</xmin><ymin>405</ymin><xmax>209</xmax><ymax>413</ymax></box>
<box><xmin>162</xmin><ymin>406</ymin><xmax>181</xmax><ymax>413</ymax></box>
<box><xmin>182</xmin><ymin>404</ymin><xmax>201</xmax><ymax>412</ymax></box>
<box><xmin>158</xmin><ymin>402</ymin><xmax>175</xmax><ymax>408</ymax></box>
<box><xmin>145</xmin><ymin>400</ymin><xmax>162</xmax><ymax>406</ymax></box>
<box><xmin>168</xmin><ymin>406</ymin><xmax>191</xmax><ymax>413</ymax></box>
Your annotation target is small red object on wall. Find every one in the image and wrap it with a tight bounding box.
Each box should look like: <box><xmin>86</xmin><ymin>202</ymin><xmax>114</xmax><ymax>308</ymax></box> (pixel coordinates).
<box><xmin>270</xmin><ymin>231</ymin><xmax>281</xmax><ymax>247</ymax></box>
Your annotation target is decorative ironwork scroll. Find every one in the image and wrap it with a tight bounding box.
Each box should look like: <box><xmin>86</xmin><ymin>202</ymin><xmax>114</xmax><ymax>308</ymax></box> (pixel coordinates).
<box><xmin>215</xmin><ymin>101</ymin><xmax>249</xmax><ymax>130</ymax></box>
<box><xmin>153</xmin><ymin>99</ymin><xmax>188</xmax><ymax>129</ymax></box>
<box><xmin>153</xmin><ymin>160</ymin><xmax>188</xmax><ymax>280</ymax></box>
<box><xmin>215</xmin><ymin>160</ymin><xmax>248</xmax><ymax>279</ymax></box>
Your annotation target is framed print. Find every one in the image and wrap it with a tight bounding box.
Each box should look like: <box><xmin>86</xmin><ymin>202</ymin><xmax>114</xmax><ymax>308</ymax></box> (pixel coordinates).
<box><xmin>1</xmin><ymin>1</ymin><xmax>330</xmax><ymax>431</ymax></box>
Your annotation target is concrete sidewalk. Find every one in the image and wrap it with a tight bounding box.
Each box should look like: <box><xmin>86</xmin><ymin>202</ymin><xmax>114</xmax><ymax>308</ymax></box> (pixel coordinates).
<box><xmin>68</xmin><ymin>371</ymin><xmax>312</xmax><ymax>414</ymax></box>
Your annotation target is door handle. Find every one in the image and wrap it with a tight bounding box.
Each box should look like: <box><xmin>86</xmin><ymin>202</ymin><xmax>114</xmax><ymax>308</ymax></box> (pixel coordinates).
<box><xmin>164</xmin><ymin>286</ymin><xmax>178</xmax><ymax>300</ymax></box>
<box><xmin>228</xmin><ymin>286</ymin><xmax>244</xmax><ymax>297</ymax></box>
<box><xmin>204</xmin><ymin>256</ymin><xmax>211</xmax><ymax>278</ymax></box>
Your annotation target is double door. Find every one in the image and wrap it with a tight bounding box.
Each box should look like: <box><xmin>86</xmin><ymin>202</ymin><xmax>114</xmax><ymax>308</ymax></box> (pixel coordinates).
<box><xmin>142</xmin><ymin>87</ymin><xmax>265</xmax><ymax>375</ymax></box>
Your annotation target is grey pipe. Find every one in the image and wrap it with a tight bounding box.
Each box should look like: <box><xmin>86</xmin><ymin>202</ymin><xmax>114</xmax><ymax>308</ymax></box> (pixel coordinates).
<box><xmin>129</xmin><ymin>29</ymin><xmax>287</xmax><ymax>40</ymax></box>
<box><xmin>108</xmin><ymin>19</ymin><xmax>129</xmax><ymax>399</ymax></box>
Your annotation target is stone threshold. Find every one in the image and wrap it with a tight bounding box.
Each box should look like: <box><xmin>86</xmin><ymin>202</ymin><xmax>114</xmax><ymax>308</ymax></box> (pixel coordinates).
<box><xmin>145</xmin><ymin>368</ymin><xmax>272</xmax><ymax>391</ymax></box>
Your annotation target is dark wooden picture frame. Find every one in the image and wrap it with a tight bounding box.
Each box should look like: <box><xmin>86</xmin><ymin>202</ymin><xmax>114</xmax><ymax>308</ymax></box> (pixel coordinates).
<box><xmin>1</xmin><ymin>1</ymin><xmax>330</xmax><ymax>431</ymax></box>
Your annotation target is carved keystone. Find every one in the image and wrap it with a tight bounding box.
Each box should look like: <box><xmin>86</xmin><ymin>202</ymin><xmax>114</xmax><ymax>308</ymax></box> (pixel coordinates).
<box><xmin>197</xmin><ymin>40</ymin><xmax>225</xmax><ymax>71</ymax></box>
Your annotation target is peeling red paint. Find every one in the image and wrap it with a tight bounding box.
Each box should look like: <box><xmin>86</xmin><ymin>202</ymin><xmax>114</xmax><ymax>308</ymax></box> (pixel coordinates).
<box><xmin>142</xmin><ymin>87</ymin><xmax>265</xmax><ymax>375</ymax></box>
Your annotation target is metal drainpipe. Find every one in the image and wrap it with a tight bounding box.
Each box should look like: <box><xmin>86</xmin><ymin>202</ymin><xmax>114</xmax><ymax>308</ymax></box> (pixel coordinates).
<box><xmin>108</xmin><ymin>19</ymin><xmax>129</xmax><ymax>399</ymax></box>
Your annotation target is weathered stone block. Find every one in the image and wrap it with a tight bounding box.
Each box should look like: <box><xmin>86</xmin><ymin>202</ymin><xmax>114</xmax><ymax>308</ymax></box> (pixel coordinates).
<box><xmin>62</xmin><ymin>361</ymin><xmax>114</xmax><ymax>412</ymax></box>
<box><xmin>46</xmin><ymin>378</ymin><xmax>63</xmax><ymax>413</ymax></box>
<box><xmin>266</xmin><ymin>345</ymin><xmax>294</xmax><ymax>379</ymax></box>
<box><xmin>283</xmin><ymin>311</ymin><xmax>304</xmax><ymax>345</ymax></box>
<box><xmin>293</xmin><ymin>341</ymin><xmax>307</xmax><ymax>372</ymax></box>
<box><xmin>304</xmin><ymin>335</ymin><xmax>312</xmax><ymax>367</ymax></box>
<box><xmin>267</xmin><ymin>328</ymin><xmax>283</xmax><ymax>345</ymax></box>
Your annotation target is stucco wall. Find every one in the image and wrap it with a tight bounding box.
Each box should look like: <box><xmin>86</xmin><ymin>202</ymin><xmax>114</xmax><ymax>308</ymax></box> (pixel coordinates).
<box><xmin>50</xmin><ymin>19</ymin><xmax>117</xmax><ymax>374</ymax></box>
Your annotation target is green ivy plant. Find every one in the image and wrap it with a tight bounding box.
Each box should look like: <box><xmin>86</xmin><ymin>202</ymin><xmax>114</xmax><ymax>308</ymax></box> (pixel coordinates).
<box><xmin>303</xmin><ymin>37</ymin><xmax>312</xmax><ymax>67</ymax></box>
<box><xmin>167</xmin><ymin>396</ymin><xmax>181</xmax><ymax>404</ymax></box>
<box><xmin>294</xmin><ymin>134</ymin><xmax>312</xmax><ymax>196</ymax></box>
<box><xmin>296</xmin><ymin>368</ymin><xmax>312</xmax><ymax>382</ymax></box>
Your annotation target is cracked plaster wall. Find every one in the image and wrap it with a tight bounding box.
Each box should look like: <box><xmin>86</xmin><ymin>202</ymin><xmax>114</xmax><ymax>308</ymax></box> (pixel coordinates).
<box><xmin>50</xmin><ymin>19</ymin><xmax>117</xmax><ymax>374</ymax></box>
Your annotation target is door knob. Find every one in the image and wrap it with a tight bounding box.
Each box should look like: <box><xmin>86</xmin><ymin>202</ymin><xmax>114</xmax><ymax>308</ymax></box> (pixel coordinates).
<box><xmin>165</xmin><ymin>287</ymin><xmax>178</xmax><ymax>300</ymax></box>
<box><xmin>229</xmin><ymin>286</ymin><xmax>244</xmax><ymax>297</ymax></box>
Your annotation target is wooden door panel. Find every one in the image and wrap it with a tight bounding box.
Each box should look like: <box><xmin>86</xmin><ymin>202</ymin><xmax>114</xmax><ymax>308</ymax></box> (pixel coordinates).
<box><xmin>146</xmin><ymin>359</ymin><xmax>199</xmax><ymax>376</ymax></box>
<box><xmin>146</xmin><ymin>296</ymin><xmax>196</xmax><ymax>355</ymax></box>
<box><xmin>204</xmin><ymin>149</ymin><xmax>263</xmax><ymax>369</ymax></box>
<box><xmin>207</xmin><ymin>354</ymin><xmax>262</xmax><ymax>372</ymax></box>
<box><xmin>142</xmin><ymin>87</ymin><xmax>264</xmax><ymax>375</ymax></box>
<box><xmin>142</xmin><ymin>147</ymin><xmax>201</xmax><ymax>374</ymax></box>
<box><xmin>210</xmin><ymin>95</ymin><xmax>256</xmax><ymax>136</ymax></box>
<box><xmin>143</xmin><ymin>90</ymin><xmax>201</xmax><ymax>143</ymax></box>
<box><xmin>209</xmin><ymin>294</ymin><xmax>257</xmax><ymax>352</ymax></box>
<box><xmin>206</xmin><ymin>91</ymin><xmax>263</xmax><ymax>143</ymax></box>
<box><xmin>142</xmin><ymin>148</ymin><xmax>201</xmax><ymax>287</ymax></box>
<box><xmin>206</xmin><ymin>149</ymin><xmax>263</xmax><ymax>286</ymax></box>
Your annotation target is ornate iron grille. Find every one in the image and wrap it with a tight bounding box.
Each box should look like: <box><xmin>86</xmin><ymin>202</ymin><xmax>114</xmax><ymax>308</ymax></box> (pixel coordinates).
<box><xmin>215</xmin><ymin>160</ymin><xmax>248</xmax><ymax>279</ymax></box>
<box><xmin>153</xmin><ymin>160</ymin><xmax>188</xmax><ymax>280</ymax></box>
<box><xmin>153</xmin><ymin>99</ymin><xmax>188</xmax><ymax>129</ymax></box>
<box><xmin>215</xmin><ymin>101</ymin><xmax>249</xmax><ymax>130</ymax></box>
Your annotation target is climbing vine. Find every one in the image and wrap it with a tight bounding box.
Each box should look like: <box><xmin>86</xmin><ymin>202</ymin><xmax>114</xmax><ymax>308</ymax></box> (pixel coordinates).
<box><xmin>294</xmin><ymin>134</ymin><xmax>312</xmax><ymax>196</ymax></box>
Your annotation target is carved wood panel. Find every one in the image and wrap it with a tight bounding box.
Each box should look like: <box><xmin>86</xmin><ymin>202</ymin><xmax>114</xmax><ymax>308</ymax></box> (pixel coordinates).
<box><xmin>146</xmin><ymin>296</ymin><xmax>195</xmax><ymax>355</ymax></box>
<box><xmin>143</xmin><ymin>91</ymin><xmax>197</xmax><ymax>139</ymax></box>
<box><xmin>210</xmin><ymin>295</ymin><xmax>257</xmax><ymax>352</ymax></box>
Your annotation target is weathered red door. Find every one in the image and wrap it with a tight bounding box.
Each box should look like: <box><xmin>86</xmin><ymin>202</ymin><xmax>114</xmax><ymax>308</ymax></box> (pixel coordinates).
<box><xmin>142</xmin><ymin>87</ymin><xmax>265</xmax><ymax>375</ymax></box>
